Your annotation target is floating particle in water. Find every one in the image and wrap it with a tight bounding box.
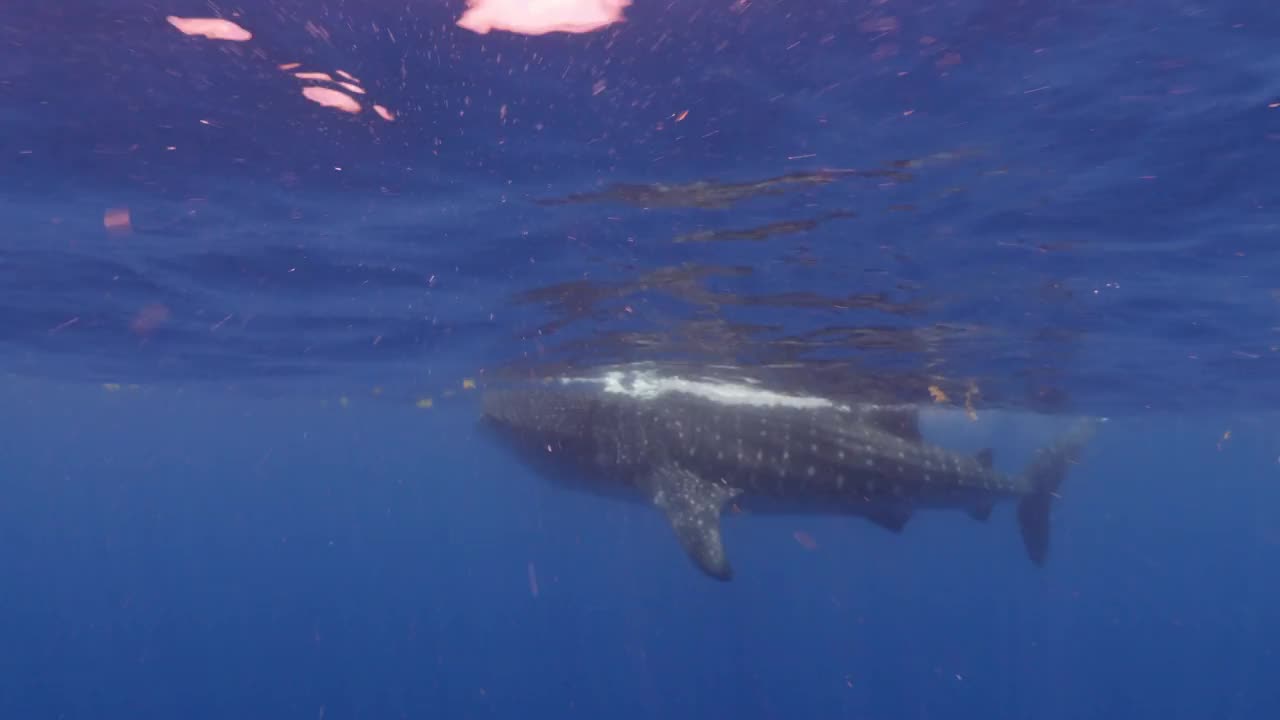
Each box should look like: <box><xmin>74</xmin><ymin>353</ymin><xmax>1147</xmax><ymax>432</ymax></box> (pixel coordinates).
<box><xmin>103</xmin><ymin>207</ymin><xmax>131</xmax><ymax>233</ymax></box>
<box><xmin>130</xmin><ymin>304</ymin><xmax>170</xmax><ymax>336</ymax></box>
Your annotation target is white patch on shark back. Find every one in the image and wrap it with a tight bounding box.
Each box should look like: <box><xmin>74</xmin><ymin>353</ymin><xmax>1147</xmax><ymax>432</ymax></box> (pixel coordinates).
<box><xmin>562</xmin><ymin>369</ymin><xmax>850</xmax><ymax>411</ymax></box>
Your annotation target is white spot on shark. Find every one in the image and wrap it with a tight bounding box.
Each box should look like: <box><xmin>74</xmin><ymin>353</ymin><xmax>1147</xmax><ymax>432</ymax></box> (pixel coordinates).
<box><xmin>562</xmin><ymin>369</ymin><xmax>850</xmax><ymax>410</ymax></box>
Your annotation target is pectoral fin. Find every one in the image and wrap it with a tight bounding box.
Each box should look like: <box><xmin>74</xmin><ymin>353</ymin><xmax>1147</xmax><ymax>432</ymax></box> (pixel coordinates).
<box><xmin>647</xmin><ymin>466</ymin><xmax>742</xmax><ymax>581</ymax></box>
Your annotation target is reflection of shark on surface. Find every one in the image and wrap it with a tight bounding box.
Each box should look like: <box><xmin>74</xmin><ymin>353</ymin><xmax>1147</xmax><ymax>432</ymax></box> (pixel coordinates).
<box><xmin>535</xmin><ymin>169</ymin><xmax>908</xmax><ymax>209</ymax></box>
<box><xmin>673</xmin><ymin>210</ymin><xmax>858</xmax><ymax>243</ymax></box>
<box><xmin>481</xmin><ymin>362</ymin><xmax>1097</xmax><ymax>580</ymax></box>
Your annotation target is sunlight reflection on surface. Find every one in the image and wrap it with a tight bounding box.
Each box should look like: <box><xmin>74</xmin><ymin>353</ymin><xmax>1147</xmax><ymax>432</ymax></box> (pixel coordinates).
<box><xmin>456</xmin><ymin>0</ymin><xmax>631</xmax><ymax>36</ymax></box>
<box><xmin>165</xmin><ymin>16</ymin><xmax>252</xmax><ymax>42</ymax></box>
<box><xmin>301</xmin><ymin>86</ymin><xmax>361</xmax><ymax>114</ymax></box>
<box><xmin>165</xmin><ymin>16</ymin><xmax>396</xmax><ymax>121</ymax></box>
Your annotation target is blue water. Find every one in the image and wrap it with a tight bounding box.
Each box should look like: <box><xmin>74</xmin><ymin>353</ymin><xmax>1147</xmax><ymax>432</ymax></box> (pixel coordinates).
<box><xmin>4</xmin><ymin>0</ymin><xmax>1280</xmax><ymax>717</ymax></box>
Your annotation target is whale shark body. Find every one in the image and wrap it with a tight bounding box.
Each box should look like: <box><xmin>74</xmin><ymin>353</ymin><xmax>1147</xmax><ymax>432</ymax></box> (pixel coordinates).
<box><xmin>481</xmin><ymin>363</ymin><xmax>1096</xmax><ymax>580</ymax></box>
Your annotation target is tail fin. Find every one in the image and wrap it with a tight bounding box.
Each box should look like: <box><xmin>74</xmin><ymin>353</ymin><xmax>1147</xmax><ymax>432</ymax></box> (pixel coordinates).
<box><xmin>1017</xmin><ymin>419</ymin><xmax>1099</xmax><ymax>566</ymax></box>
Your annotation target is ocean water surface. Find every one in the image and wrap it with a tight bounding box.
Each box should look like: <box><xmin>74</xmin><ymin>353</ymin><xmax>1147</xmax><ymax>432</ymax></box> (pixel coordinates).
<box><xmin>3</xmin><ymin>1</ymin><xmax>1279</xmax><ymax>718</ymax></box>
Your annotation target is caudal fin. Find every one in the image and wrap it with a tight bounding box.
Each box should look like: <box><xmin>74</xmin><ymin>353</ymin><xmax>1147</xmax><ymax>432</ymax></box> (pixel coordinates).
<box><xmin>1017</xmin><ymin>419</ymin><xmax>1099</xmax><ymax>566</ymax></box>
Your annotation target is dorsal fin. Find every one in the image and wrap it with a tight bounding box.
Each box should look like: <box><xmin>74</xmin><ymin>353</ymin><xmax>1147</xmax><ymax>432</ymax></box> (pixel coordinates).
<box><xmin>859</xmin><ymin>406</ymin><xmax>922</xmax><ymax>442</ymax></box>
<box><xmin>976</xmin><ymin>448</ymin><xmax>994</xmax><ymax>469</ymax></box>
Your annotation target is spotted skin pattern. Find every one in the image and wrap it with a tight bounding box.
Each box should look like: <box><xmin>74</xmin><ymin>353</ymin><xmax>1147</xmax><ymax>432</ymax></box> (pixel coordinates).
<box><xmin>481</xmin><ymin>365</ymin><xmax>1095</xmax><ymax>580</ymax></box>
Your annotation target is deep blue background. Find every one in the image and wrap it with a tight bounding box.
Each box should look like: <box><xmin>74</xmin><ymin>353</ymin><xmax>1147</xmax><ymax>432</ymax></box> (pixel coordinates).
<box><xmin>2</xmin><ymin>385</ymin><xmax>1278</xmax><ymax>718</ymax></box>
<box><xmin>3</xmin><ymin>0</ymin><xmax>1280</xmax><ymax>717</ymax></box>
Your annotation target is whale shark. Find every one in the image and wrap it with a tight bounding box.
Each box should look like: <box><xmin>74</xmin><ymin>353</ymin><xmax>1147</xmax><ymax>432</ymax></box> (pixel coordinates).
<box><xmin>480</xmin><ymin>362</ymin><xmax>1097</xmax><ymax>581</ymax></box>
